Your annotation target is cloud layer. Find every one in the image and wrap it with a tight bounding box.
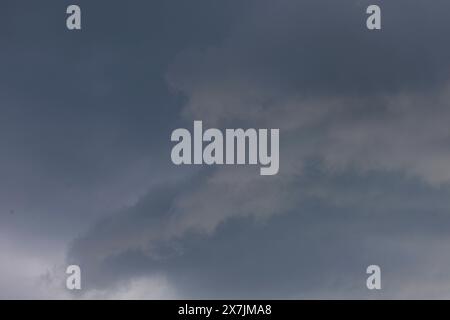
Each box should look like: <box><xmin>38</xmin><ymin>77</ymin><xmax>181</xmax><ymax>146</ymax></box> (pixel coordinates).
<box><xmin>2</xmin><ymin>0</ymin><xmax>450</xmax><ymax>299</ymax></box>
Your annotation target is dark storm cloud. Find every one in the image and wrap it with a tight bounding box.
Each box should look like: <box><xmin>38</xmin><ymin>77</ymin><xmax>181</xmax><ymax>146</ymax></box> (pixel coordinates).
<box><xmin>69</xmin><ymin>166</ymin><xmax>450</xmax><ymax>299</ymax></box>
<box><xmin>0</xmin><ymin>0</ymin><xmax>236</xmax><ymax>233</ymax></box>
<box><xmin>3</xmin><ymin>0</ymin><xmax>450</xmax><ymax>298</ymax></box>
<box><xmin>168</xmin><ymin>0</ymin><xmax>450</xmax><ymax>100</ymax></box>
<box><xmin>65</xmin><ymin>0</ymin><xmax>450</xmax><ymax>299</ymax></box>
<box><xmin>165</xmin><ymin>0</ymin><xmax>450</xmax><ymax>184</ymax></box>
<box><xmin>0</xmin><ymin>0</ymin><xmax>240</xmax><ymax>297</ymax></box>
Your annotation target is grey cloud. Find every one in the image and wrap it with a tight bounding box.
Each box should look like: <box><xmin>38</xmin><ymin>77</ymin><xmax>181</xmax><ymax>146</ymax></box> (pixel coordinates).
<box><xmin>166</xmin><ymin>0</ymin><xmax>450</xmax><ymax>185</ymax></box>
<box><xmin>0</xmin><ymin>0</ymin><xmax>235</xmax><ymax>235</ymax></box>
<box><xmin>3</xmin><ymin>0</ymin><xmax>450</xmax><ymax>299</ymax></box>
<box><xmin>68</xmin><ymin>0</ymin><xmax>450</xmax><ymax>299</ymax></box>
<box><xmin>0</xmin><ymin>0</ymin><xmax>236</xmax><ymax>298</ymax></box>
<box><xmin>69</xmin><ymin>165</ymin><xmax>450</xmax><ymax>298</ymax></box>
<box><xmin>168</xmin><ymin>0</ymin><xmax>450</xmax><ymax>102</ymax></box>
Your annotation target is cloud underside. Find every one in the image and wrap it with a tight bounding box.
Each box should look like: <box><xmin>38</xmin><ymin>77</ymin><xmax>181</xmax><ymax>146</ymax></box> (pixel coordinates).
<box><xmin>2</xmin><ymin>0</ymin><xmax>450</xmax><ymax>299</ymax></box>
<box><xmin>63</xmin><ymin>0</ymin><xmax>450</xmax><ymax>299</ymax></box>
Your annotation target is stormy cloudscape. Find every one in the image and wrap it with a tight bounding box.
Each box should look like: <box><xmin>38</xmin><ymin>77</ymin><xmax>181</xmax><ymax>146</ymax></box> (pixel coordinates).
<box><xmin>2</xmin><ymin>0</ymin><xmax>450</xmax><ymax>299</ymax></box>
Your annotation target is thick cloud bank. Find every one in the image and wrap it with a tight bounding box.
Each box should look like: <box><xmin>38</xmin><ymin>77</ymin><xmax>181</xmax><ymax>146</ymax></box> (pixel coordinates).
<box><xmin>2</xmin><ymin>0</ymin><xmax>450</xmax><ymax>299</ymax></box>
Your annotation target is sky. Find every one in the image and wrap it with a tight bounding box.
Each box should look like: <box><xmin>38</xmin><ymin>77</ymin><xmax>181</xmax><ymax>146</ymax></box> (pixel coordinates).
<box><xmin>1</xmin><ymin>0</ymin><xmax>450</xmax><ymax>299</ymax></box>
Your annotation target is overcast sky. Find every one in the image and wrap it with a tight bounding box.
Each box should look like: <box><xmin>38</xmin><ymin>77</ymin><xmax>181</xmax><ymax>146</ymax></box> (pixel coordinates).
<box><xmin>2</xmin><ymin>0</ymin><xmax>450</xmax><ymax>299</ymax></box>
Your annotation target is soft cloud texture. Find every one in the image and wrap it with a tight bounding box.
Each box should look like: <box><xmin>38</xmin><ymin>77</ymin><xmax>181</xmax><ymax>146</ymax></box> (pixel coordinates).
<box><xmin>68</xmin><ymin>0</ymin><xmax>450</xmax><ymax>299</ymax></box>
<box><xmin>2</xmin><ymin>0</ymin><xmax>450</xmax><ymax>299</ymax></box>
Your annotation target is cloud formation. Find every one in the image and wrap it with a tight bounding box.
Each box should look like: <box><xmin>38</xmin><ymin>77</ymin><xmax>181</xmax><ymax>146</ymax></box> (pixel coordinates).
<box><xmin>3</xmin><ymin>0</ymin><xmax>450</xmax><ymax>299</ymax></box>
